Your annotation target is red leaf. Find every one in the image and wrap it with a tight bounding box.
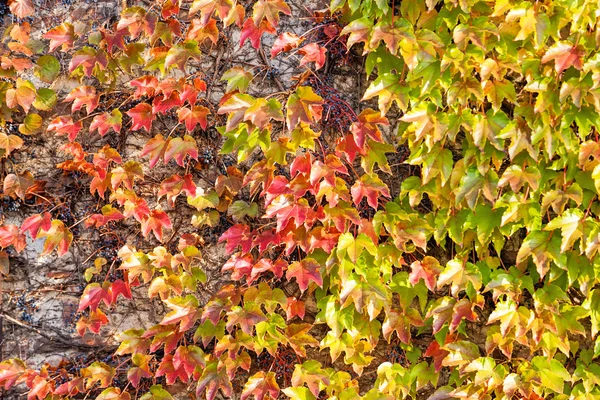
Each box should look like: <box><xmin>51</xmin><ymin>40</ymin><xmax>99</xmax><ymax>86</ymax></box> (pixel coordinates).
<box><xmin>101</xmin><ymin>28</ymin><xmax>128</xmax><ymax>53</ymax></box>
<box><xmin>141</xmin><ymin>134</ymin><xmax>169</xmax><ymax>168</ymax></box>
<box><xmin>286</xmin><ymin>297</ymin><xmax>305</xmax><ymax>320</ymax></box>
<box><xmin>89</xmin><ymin>110</ymin><xmax>123</xmax><ymax>136</ymax></box>
<box><xmin>85</xmin><ymin>205</ymin><xmax>125</xmax><ymax>228</ymax></box>
<box><xmin>40</xmin><ymin>220</ymin><xmax>72</xmax><ymax>256</ymax></box>
<box><xmin>20</xmin><ymin>212</ymin><xmax>52</xmax><ymax>239</ymax></box>
<box><xmin>108</xmin><ymin>279</ymin><xmax>132</xmax><ymax>303</ymax></box>
<box><xmin>164</xmin><ymin>135</ymin><xmax>198</xmax><ymax>166</ymax></box>
<box><xmin>140</xmin><ymin>209</ymin><xmax>172</xmax><ymax>242</ymax></box>
<box><xmin>286</xmin><ymin>258</ymin><xmax>322</xmax><ymax>292</ymax></box>
<box><xmin>152</xmin><ymin>92</ymin><xmax>182</xmax><ymax>114</ymax></box>
<box><xmin>43</xmin><ymin>22</ymin><xmax>75</xmax><ymax>52</ymax></box>
<box><xmin>271</xmin><ymin>32</ymin><xmax>302</xmax><ymax>57</ymax></box>
<box><xmin>126</xmin><ymin>103</ymin><xmax>154</xmax><ymax>132</ymax></box>
<box><xmin>76</xmin><ymin>309</ymin><xmax>109</xmax><ymax>335</ymax></box>
<box><xmin>240</xmin><ymin>18</ymin><xmax>276</xmax><ymax>49</ymax></box>
<box><xmin>219</xmin><ymin>224</ymin><xmax>253</xmax><ymax>254</ymax></box>
<box><xmin>78</xmin><ymin>283</ymin><xmax>111</xmax><ymax>312</ymax></box>
<box><xmin>47</xmin><ymin>116</ymin><xmax>82</xmax><ymax>142</ymax></box>
<box><xmin>241</xmin><ymin>371</ymin><xmax>279</xmax><ymax>400</ymax></box>
<box><xmin>129</xmin><ymin>76</ymin><xmax>158</xmax><ymax>98</ymax></box>
<box><xmin>160</xmin><ymin>295</ymin><xmax>199</xmax><ymax>332</ymax></box>
<box><xmin>350</xmin><ymin>108</ymin><xmax>389</xmax><ymax>149</ymax></box>
<box><xmin>0</xmin><ymin>358</ymin><xmax>26</xmax><ymax>390</ymax></box>
<box><xmin>156</xmin><ymin>354</ymin><xmax>188</xmax><ymax>384</ymax></box>
<box><xmin>408</xmin><ymin>256</ymin><xmax>442</xmax><ymax>291</ymax></box>
<box><xmin>177</xmin><ymin>105</ymin><xmax>210</xmax><ymax>131</ymax></box>
<box><xmin>298</xmin><ymin>43</ymin><xmax>327</xmax><ymax>70</ymax></box>
<box><xmin>350</xmin><ymin>174</ymin><xmax>390</xmax><ymax>209</ymax></box>
<box><xmin>64</xmin><ymin>86</ymin><xmax>99</xmax><ymax>114</ymax></box>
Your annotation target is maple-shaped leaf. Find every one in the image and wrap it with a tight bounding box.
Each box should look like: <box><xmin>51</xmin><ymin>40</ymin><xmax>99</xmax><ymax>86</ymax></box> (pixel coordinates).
<box><xmin>286</xmin><ymin>297</ymin><xmax>305</xmax><ymax>320</ymax></box>
<box><xmin>129</xmin><ymin>76</ymin><xmax>159</xmax><ymax>98</ymax></box>
<box><xmin>286</xmin><ymin>258</ymin><xmax>322</xmax><ymax>292</ymax></box>
<box><xmin>187</xmin><ymin>18</ymin><xmax>219</xmax><ymax>45</ymax></box>
<box><xmin>158</xmin><ymin>174</ymin><xmax>196</xmax><ymax>207</ymax></box>
<box><xmin>141</xmin><ymin>210</ymin><xmax>172</xmax><ymax>242</ymax></box>
<box><xmin>39</xmin><ymin>220</ymin><xmax>72</xmax><ymax>256</ymax></box>
<box><xmin>78</xmin><ymin>283</ymin><xmax>111</xmax><ymax>312</ymax></box>
<box><xmin>90</xmin><ymin>110</ymin><xmax>123</xmax><ymax>136</ymax></box>
<box><xmin>516</xmin><ymin>230</ymin><xmax>565</xmax><ymax>279</ymax></box>
<box><xmin>47</xmin><ymin>116</ymin><xmax>82</xmax><ymax>142</ymax></box>
<box><xmin>165</xmin><ymin>40</ymin><xmax>202</xmax><ymax>71</ymax></box>
<box><xmin>289</xmin><ymin>360</ymin><xmax>330</xmax><ymax>398</ymax></box>
<box><xmin>68</xmin><ymin>47</ymin><xmax>108</xmax><ymax>77</ymax></box>
<box><xmin>111</xmin><ymin>161</ymin><xmax>144</xmax><ymax>190</ymax></box>
<box><xmin>221</xmin><ymin>66</ymin><xmax>253</xmax><ymax>93</ymax></box>
<box><xmin>351</xmin><ymin>108</ymin><xmax>389</xmax><ymax>149</ymax></box>
<box><xmin>164</xmin><ymin>135</ymin><xmax>198</xmax><ymax>166</ymax></box>
<box><xmin>271</xmin><ymin>32</ymin><xmax>302</xmax><ymax>57</ymax></box>
<box><xmin>126</xmin><ymin>102</ymin><xmax>154</xmax><ymax>131</ymax></box>
<box><xmin>0</xmin><ymin>132</ymin><xmax>23</xmax><ymax>157</ymax></box>
<box><xmin>141</xmin><ymin>134</ymin><xmax>170</xmax><ymax>168</ymax></box>
<box><xmin>450</xmin><ymin>298</ymin><xmax>479</xmax><ymax>332</ymax></box>
<box><xmin>155</xmin><ymin>354</ymin><xmax>188</xmax><ymax>384</ymax></box>
<box><xmin>298</xmin><ymin>43</ymin><xmax>327</xmax><ymax>70</ymax></box>
<box><xmin>369</xmin><ymin>19</ymin><xmax>415</xmax><ymax>55</ymax></box>
<box><xmin>409</xmin><ymin>256</ymin><xmax>442</xmax><ymax>291</ymax></box>
<box><xmin>117</xmin><ymin>6</ymin><xmax>157</xmax><ymax>38</ymax></box>
<box><xmin>362</xmin><ymin>72</ymin><xmax>409</xmax><ymax>115</ymax></box>
<box><xmin>6</xmin><ymin>83</ymin><xmax>35</xmax><ymax>115</ymax></box>
<box><xmin>126</xmin><ymin>354</ymin><xmax>152</xmax><ymax>388</ymax></box>
<box><xmin>81</xmin><ymin>362</ymin><xmax>116</xmax><ymax>390</ymax></box>
<box><xmin>85</xmin><ymin>205</ymin><xmax>125</xmax><ymax>228</ymax></box>
<box><xmin>544</xmin><ymin>209</ymin><xmax>583</xmax><ymax>253</ymax></box>
<box><xmin>53</xmin><ymin>378</ymin><xmax>85</xmax><ymax>397</ymax></box>
<box><xmin>43</xmin><ymin>22</ymin><xmax>75</xmax><ymax>52</ymax></box>
<box><xmin>241</xmin><ymin>371</ymin><xmax>279</xmax><ymax>400</ymax></box>
<box><xmin>160</xmin><ymin>295</ymin><xmax>199</xmax><ymax>332</ymax></box>
<box><xmin>189</xmin><ymin>0</ymin><xmax>234</xmax><ymax>23</ymax></box>
<box><xmin>340</xmin><ymin>17</ymin><xmax>373</xmax><ymax>50</ymax></box>
<box><xmin>437</xmin><ymin>259</ymin><xmax>482</xmax><ymax>297</ymax></box>
<box><xmin>101</xmin><ymin>28</ymin><xmax>128</xmax><ymax>53</ymax></box>
<box><xmin>64</xmin><ymin>86</ymin><xmax>99</xmax><ymax>114</ymax></box>
<box><xmin>0</xmin><ymin>225</ymin><xmax>26</xmax><ymax>252</ymax></box>
<box><xmin>252</xmin><ymin>0</ymin><xmax>291</xmax><ymax>27</ymax></box>
<box><xmin>0</xmin><ymin>358</ymin><xmax>26</xmax><ymax>390</ymax></box>
<box><xmin>3</xmin><ymin>171</ymin><xmax>34</xmax><ymax>200</ymax></box>
<box><xmin>541</xmin><ymin>41</ymin><xmax>585</xmax><ymax>74</ymax></box>
<box><xmin>219</xmin><ymin>224</ymin><xmax>253</xmax><ymax>253</ymax></box>
<box><xmin>196</xmin><ymin>362</ymin><xmax>233</xmax><ymax>400</ymax></box>
<box><xmin>177</xmin><ymin>106</ymin><xmax>210</xmax><ymax>131</ymax></box>
<box><xmin>382</xmin><ymin>307</ymin><xmax>424</xmax><ymax>343</ymax></box>
<box><xmin>240</xmin><ymin>18</ymin><xmax>276</xmax><ymax>49</ymax></box>
<box><xmin>286</xmin><ymin>86</ymin><xmax>323</xmax><ymax>130</ymax></box>
<box><xmin>20</xmin><ymin>212</ymin><xmax>52</xmax><ymax>239</ymax></box>
<box><xmin>351</xmin><ymin>173</ymin><xmax>390</xmax><ymax>209</ymax></box>
<box><xmin>226</xmin><ymin>303</ymin><xmax>267</xmax><ymax>334</ymax></box>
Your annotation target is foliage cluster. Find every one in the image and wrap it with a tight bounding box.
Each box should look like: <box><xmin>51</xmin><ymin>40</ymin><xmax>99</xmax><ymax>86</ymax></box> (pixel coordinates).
<box><xmin>1</xmin><ymin>0</ymin><xmax>600</xmax><ymax>398</ymax></box>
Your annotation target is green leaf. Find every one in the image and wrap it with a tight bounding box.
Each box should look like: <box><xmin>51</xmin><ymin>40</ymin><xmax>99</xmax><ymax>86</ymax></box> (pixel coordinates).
<box><xmin>531</xmin><ymin>356</ymin><xmax>571</xmax><ymax>394</ymax></box>
<box><xmin>34</xmin><ymin>55</ymin><xmax>60</xmax><ymax>83</ymax></box>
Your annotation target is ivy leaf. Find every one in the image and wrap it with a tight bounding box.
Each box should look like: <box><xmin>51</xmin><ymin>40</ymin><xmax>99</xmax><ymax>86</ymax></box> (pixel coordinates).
<box><xmin>240</xmin><ymin>371</ymin><xmax>279</xmax><ymax>400</ymax></box>
<box><xmin>252</xmin><ymin>0</ymin><xmax>291</xmax><ymax>27</ymax></box>
<box><xmin>221</xmin><ymin>67</ymin><xmax>253</xmax><ymax>93</ymax></box>
<box><xmin>195</xmin><ymin>362</ymin><xmax>233</xmax><ymax>400</ymax></box>
<box><xmin>164</xmin><ymin>135</ymin><xmax>198</xmax><ymax>166</ymax></box>
<box><xmin>516</xmin><ymin>230</ymin><xmax>565</xmax><ymax>278</ymax></box>
<box><xmin>165</xmin><ymin>40</ymin><xmax>202</xmax><ymax>71</ymax></box>
<box><xmin>43</xmin><ymin>22</ymin><xmax>75</xmax><ymax>52</ymax></box>
<box><xmin>0</xmin><ymin>132</ymin><xmax>23</xmax><ymax>157</ymax></box>
<box><xmin>240</xmin><ymin>18</ymin><xmax>276</xmax><ymax>49</ymax></box>
<box><xmin>541</xmin><ymin>41</ymin><xmax>585</xmax><ymax>74</ymax></box>
<box><xmin>298</xmin><ymin>43</ymin><xmax>327</xmax><ymax>70</ymax></box>
<box><xmin>34</xmin><ymin>55</ymin><xmax>60</xmax><ymax>82</ymax></box>
<box><xmin>90</xmin><ymin>110</ymin><xmax>123</xmax><ymax>137</ymax></box>
<box><xmin>64</xmin><ymin>86</ymin><xmax>99</xmax><ymax>114</ymax></box>
<box><xmin>362</xmin><ymin>73</ymin><xmax>409</xmax><ymax>115</ymax></box>
<box><xmin>6</xmin><ymin>83</ymin><xmax>35</xmax><ymax>113</ymax></box>
<box><xmin>340</xmin><ymin>17</ymin><xmax>373</xmax><ymax>50</ymax></box>
<box><xmin>0</xmin><ymin>359</ymin><xmax>26</xmax><ymax>390</ymax></box>
<box><xmin>351</xmin><ymin>173</ymin><xmax>391</xmax><ymax>209</ymax></box>
<box><xmin>286</xmin><ymin>258</ymin><xmax>322</xmax><ymax>292</ymax></box>
<box><xmin>271</xmin><ymin>32</ymin><xmax>302</xmax><ymax>57</ymax></box>
<box><xmin>409</xmin><ymin>256</ymin><xmax>442</xmax><ymax>291</ymax></box>
<box><xmin>437</xmin><ymin>259</ymin><xmax>482</xmax><ymax>297</ymax></box>
<box><xmin>126</xmin><ymin>103</ymin><xmax>154</xmax><ymax>132</ymax></box>
<box><xmin>140</xmin><ymin>210</ymin><xmax>172</xmax><ymax>242</ymax></box>
<box><xmin>47</xmin><ymin>116</ymin><xmax>82</xmax><ymax>142</ymax></box>
<box><xmin>370</xmin><ymin>19</ymin><xmax>415</xmax><ymax>56</ymax></box>
<box><xmin>81</xmin><ymin>362</ymin><xmax>115</xmax><ymax>389</ymax></box>
<box><xmin>531</xmin><ymin>356</ymin><xmax>571</xmax><ymax>394</ymax></box>
<box><xmin>141</xmin><ymin>134</ymin><xmax>169</xmax><ymax>168</ymax></box>
<box><xmin>39</xmin><ymin>220</ymin><xmax>73</xmax><ymax>256</ymax></box>
<box><xmin>160</xmin><ymin>295</ymin><xmax>199</xmax><ymax>332</ymax></box>
<box><xmin>544</xmin><ymin>209</ymin><xmax>584</xmax><ymax>253</ymax></box>
<box><xmin>286</xmin><ymin>86</ymin><xmax>323</xmax><ymax>130</ymax></box>
<box><xmin>140</xmin><ymin>385</ymin><xmax>174</xmax><ymax>400</ymax></box>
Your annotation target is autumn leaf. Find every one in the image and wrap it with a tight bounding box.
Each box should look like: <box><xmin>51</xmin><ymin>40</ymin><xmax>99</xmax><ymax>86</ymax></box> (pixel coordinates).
<box><xmin>221</xmin><ymin>67</ymin><xmax>254</xmax><ymax>93</ymax></box>
<box><xmin>20</xmin><ymin>212</ymin><xmax>52</xmax><ymax>239</ymax></box>
<box><xmin>43</xmin><ymin>23</ymin><xmax>76</xmax><ymax>53</ymax></box>
<box><xmin>90</xmin><ymin>110</ymin><xmax>123</xmax><ymax>136</ymax></box>
<box><xmin>271</xmin><ymin>32</ymin><xmax>302</xmax><ymax>57</ymax></box>
<box><xmin>362</xmin><ymin>73</ymin><xmax>409</xmax><ymax>115</ymax></box>
<box><xmin>126</xmin><ymin>103</ymin><xmax>154</xmax><ymax>132</ymax></box>
<box><xmin>8</xmin><ymin>0</ymin><xmax>33</xmax><ymax>18</ymax></box>
<box><xmin>160</xmin><ymin>295</ymin><xmax>200</xmax><ymax>332</ymax></box>
<box><xmin>64</xmin><ymin>86</ymin><xmax>99</xmax><ymax>114</ymax></box>
<box><xmin>286</xmin><ymin>258</ymin><xmax>322</xmax><ymax>292</ymax></box>
<box><xmin>298</xmin><ymin>43</ymin><xmax>327</xmax><ymax>70</ymax></box>
<box><xmin>286</xmin><ymin>86</ymin><xmax>324</xmax><ymax>130</ymax></box>
<box><xmin>3</xmin><ymin>171</ymin><xmax>34</xmax><ymax>200</ymax></box>
<box><xmin>252</xmin><ymin>0</ymin><xmax>291</xmax><ymax>27</ymax></box>
<box><xmin>177</xmin><ymin>106</ymin><xmax>210</xmax><ymax>131</ymax></box>
<box><xmin>164</xmin><ymin>135</ymin><xmax>198</xmax><ymax>166</ymax></box>
<box><xmin>240</xmin><ymin>18</ymin><xmax>276</xmax><ymax>49</ymax></box>
<box><xmin>39</xmin><ymin>220</ymin><xmax>73</xmax><ymax>256</ymax></box>
<box><xmin>241</xmin><ymin>371</ymin><xmax>279</xmax><ymax>400</ymax></box>
<box><xmin>47</xmin><ymin>116</ymin><xmax>82</xmax><ymax>142</ymax></box>
<box><xmin>409</xmin><ymin>256</ymin><xmax>442</xmax><ymax>292</ymax></box>
<box><xmin>541</xmin><ymin>41</ymin><xmax>585</xmax><ymax>74</ymax></box>
<box><xmin>140</xmin><ymin>210</ymin><xmax>172</xmax><ymax>241</ymax></box>
<box><xmin>141</xmin><ymin>134</ymin><xmax>170</xmax><ymax>168</ymax></box>
<box><xmin>0</xmin><ymin>132</ymin><xmax>23</xmax><ymax>157</ymax></box>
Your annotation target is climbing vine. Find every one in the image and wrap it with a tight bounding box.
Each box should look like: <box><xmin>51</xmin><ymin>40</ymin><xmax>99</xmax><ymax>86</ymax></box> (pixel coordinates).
<box><xmin>1</xmin><ymin>0</ymin><xmax>600</xmax><ymax>398</ymax></box>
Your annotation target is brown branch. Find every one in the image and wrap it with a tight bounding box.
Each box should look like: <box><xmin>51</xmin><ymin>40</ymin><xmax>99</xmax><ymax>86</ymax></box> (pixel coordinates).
<box><xmin>1</xmin><ymin>313</ymin><xmax>106</xmax><ymax>350</ymax></box>
<box><xmin>259</xmin><ymin>47</ymin><xmax>286</xmax><ymax>92</ymax></box>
